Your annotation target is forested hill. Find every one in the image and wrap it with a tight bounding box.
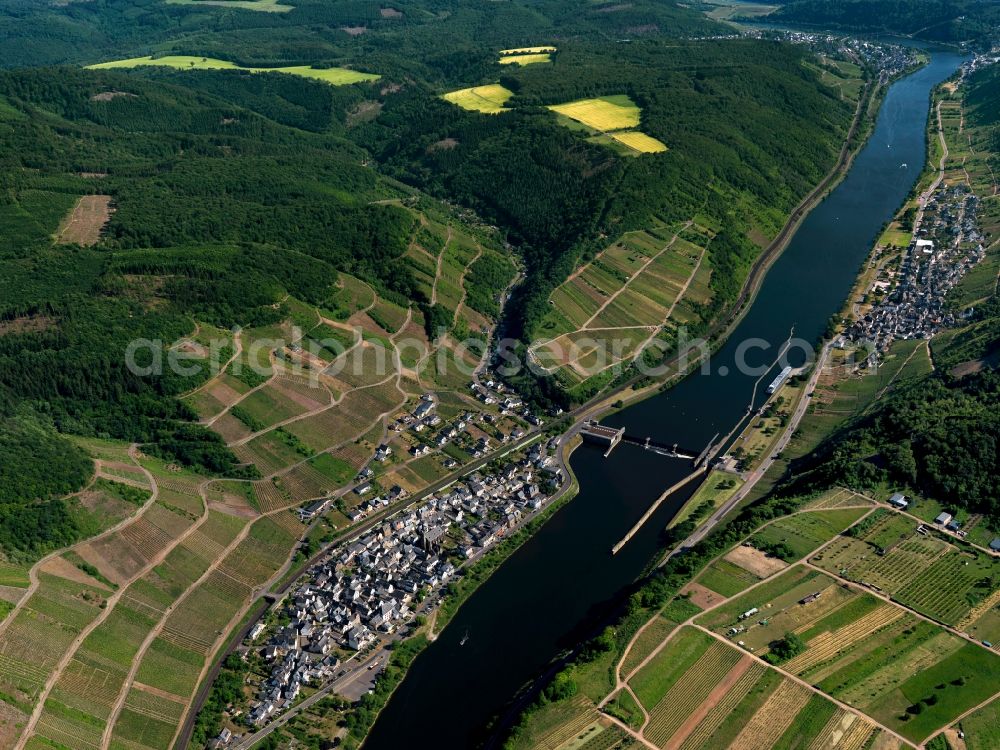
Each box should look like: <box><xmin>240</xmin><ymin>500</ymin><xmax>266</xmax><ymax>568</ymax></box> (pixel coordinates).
<box><xmin>780</xmin><ymin>365</ymin><xmax>1000</xmax><ymax>518</ymax></box>
<box><xmin>356</xmin><ymin>39</ymin><xmax>853</xmax><ymax>346</ymax></box>
<box><xmin>772</xmin><ymin>0</ymin><xmax>1000</xmax><ymax>44</ymax></box>
<box><xmin>0</xmin><ymin>0</ymin><xmax>720</xmax><ymax>71</ymax></box>
<box><xmin>0</xmin><ymin>66</ymin><xmax>421</xmax><ymax>555</ymax></box>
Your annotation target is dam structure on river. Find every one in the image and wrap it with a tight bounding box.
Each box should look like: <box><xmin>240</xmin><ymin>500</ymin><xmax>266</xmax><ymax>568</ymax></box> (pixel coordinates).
<box><xmin>582</xmin><ymin>420</ymin><xmax>704</xmax><ymax>461</ymax></box>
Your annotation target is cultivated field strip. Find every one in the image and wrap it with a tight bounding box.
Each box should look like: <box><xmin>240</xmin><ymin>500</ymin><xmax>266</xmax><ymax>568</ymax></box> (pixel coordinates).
<box><xmin>0</xmin><ymin>574</ymin><xmax>107</xmax><ymax>703</ymax></box>
<box><xmin>109</xmin><ymin>516</ymin><xmax>299</xmax><ymax>744</ymax></box>
<box><xmin>46</xmin><ymin>609</ymin><xmax>152</xmax><ymax>723</ymax></box>
<box><xmin>213</xmin><ymin>413</ymin><xmax>252</xmax><ymax>444</ymax></box>
<box><xmin>268</xmin><ymin>509</ymin><xmax>306</xmax><ymax>538</ymax></box>
<box><xmin>179</xmin><ymin>527</ymin><xmax>225</xmax><ymax>562</ymax></box>
<box><xmin>643</xmin><ymin>642</ymin><xmax>742</xmax><ymax>746</ymax></box>
<box><xmin>203</xmin><ymin>569</ymin><xmax>252</xmax><ymax>601</ymax></box>
<box><xmin>676</xmin><ymin>662</ymin><xmax>765</xmax><ymax>750</ymax></box>
<box><xmin>281</xmin><ymin>407</ymin><xmax>370</xmax><ymax>457</ymax></box>
<box><xmin>850</xmin><ymin>537</ymin><xmax>945</xmax><ymax>590</ymax></box>
<box><xmin>813</xmin><ymin>537</ymin><xmax>951</xmax><ymax>602</ymax></box>
<box><xmin>97</xmin><ymin>463</ymin><xmax>151</xmax><ymax>488</ymax></box>
<box><xmin>124</xmin><ymin>686</ymin><xmax>186</xmax><ymax>723</ymax></box>
<box><xmin>533</xmin><ymin>218</ymin><xmax>714</xmax><ymax>385</ymax></box>
<box><xmin>831</xmin><ymin>715</ymin><xmax>877</xmax><ymax>750</ymax></box>
<box><xmin>271</xmin><ymin>374</ymin><xmax>333</xmax><ymax>411</ymax></box>
<box><xmin>198</xmin><ymin>509</ymin><xmax>246</xmax><ymax>543</ymax></box>
<box><xmin>235</xmin><ymin>383</ymin><xmax>313</xmax><ymax>430</ymax></box>
<box><xmin>13</xmin><ymin>460</ymin><xmax>255</xmax><ymax>750</ymax></box>
<box><xmin>36</xmin><ymin>712</ymin><xmax>102</xmax><ymax>750</ymax></box>
<box><xmin>277</xmin><ymin>460</ymin><xmax>340</xmax><ymax>499</ymax></box>
<box><xmin>621</xmin><ymin>616</ymin><xmax>678</xmax><ymax>680</ymax></box>
<box><xmin>896</xmin><ymin>550</ymin><xmax>990</xmax><ymax>624</ymax></box>
<box><xmin>330</xmin><ymin>436</ymin><xmax>377</xmax><ymax>469</ymax></box>
<box><xmin>236</xmin><ymin>435</ymin><xmax>303</xmax><ymax>476</ymax></box>
<box><xmin>117</xmin><ymin>520</ymin><xmax>174</xmax><ymax>561</ymax></box>
<box><xmin>836</xmin><ymin>630</ymin><xmax>963</xmax><ymax>709</ymax></box>
<box><xmin>0</xmin><ymin>651</ymin><xmax>48</xmax><ymax>690</ymax></box>
<box><xmin>27</xmin><ymin>583</ymin><xmax>204</xmax><ymax>744</ymax></box>
<box><xmin>120</xmin><ymin>592</ymin><xmax>167</xmax><ymax>621</ymax></box>
<box><xmin>252</xmin><ymin>479</ymin><xmax>288</xmax><ymax>512</ymax></box>
<box><xmin>728</xmin><ymin>679</ymin><xmax>812</xmax><ymax>750</ymax></box>
<box><xmin>218</xmin><ymin>538</ymin><xmax>288</xmax><ymax>587</ymax></box>
<box><xmin>51</xmin><ymin>656</ymin><xmax>124</xmax><ymax>717</ymax></box>
<box><xmin>808</xmin><ymin>710</ymin><xmax>856</xmax><ymax>750</ymax></box>
<box><xmin>786</xmin><ymin>603</ymin><xmax>904</xmax><ymax>674</ymax></box>
<box><xmin>533</xmin><ymin>696</ymin><xmax>598</xmax><ymax>749</ymax></box>
<box><xmin>230</xmin><ymin>443</ymin><xmax>257</xmax><ymax>467</ymax></box>
<box><xmin>957</xmin><ymin>584</ymin><xmax>1000</xmax><ymax>630</ymax></box>
<box><xmin>159</xmin><ymin>623</ymin><xmax>215</xmax><ymax>654</ymax></box>
<box><xmin>152</xmin><ymin>474</ymin><xmax>203</xmax><ymax>496</ymax></box>
<box><xmin>155</xmin><ymin>487</ymin><xmax>203</xmax><ymax>517</ymax></box>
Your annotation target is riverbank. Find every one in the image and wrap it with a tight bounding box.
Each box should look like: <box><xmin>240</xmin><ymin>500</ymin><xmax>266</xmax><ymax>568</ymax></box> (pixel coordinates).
<box><xmin>513</xmin><ymin>57</ymin><xmax>1000</xmax><ymax>748</ymax></box>
<box><xmin>360</xmin><ymin>46</ymin><xmax>968</xmax><ymax>750</ymax></box>
<box><xmin>501</xmin><ymin>54</ymin><xmax>988</xmax><ymax>750</ymax></box>
<box><xmin>580</xmin><ymin>71</ymin><xmax>883</xmax><ymax>424</ymax></box>
<box><xmin>205</xmin><ymin>430</ymin><xmax>582</xmax><ymax>750</ymax></box>
<box><xmin>552</xmin><ymin>63</ymin><xmax>890</xmax><ymax>537</ymax></box>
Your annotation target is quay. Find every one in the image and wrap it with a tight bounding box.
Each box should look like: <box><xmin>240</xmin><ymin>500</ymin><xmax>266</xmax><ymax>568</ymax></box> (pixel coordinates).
<box><xmin>610</xmin><ymin>466</ymin><xmax>707</xmax><ymax>555</ymax></box>
<box><xmin>610</xmin><ymin>431</ymin><xmax>723</xmax><ymax>554</ymax></box>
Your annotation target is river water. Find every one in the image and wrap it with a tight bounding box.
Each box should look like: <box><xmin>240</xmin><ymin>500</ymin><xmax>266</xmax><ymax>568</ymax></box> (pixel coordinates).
<box><xmin>364</xmin><ymin>49</ymin><xmax>965</xmax><ymax>750</ymax></box>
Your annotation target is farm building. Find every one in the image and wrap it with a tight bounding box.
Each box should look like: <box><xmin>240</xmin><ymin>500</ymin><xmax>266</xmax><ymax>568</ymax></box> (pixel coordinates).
<box><xmin>298</xmin><ymin>498</ymin><xmax>330</xmax><ymax>521</ymax></box>
<box><xmin>991</xmin><ymin>538</ymin><xmax>1000</xmax><ymax>552</ymax></box>
<box><xmin>413</xmin><ymin>400</ymin><xmax>435</xmax><ymax>419</ymax></box>
<box><xmin>889</xmin><ymin>493</ymin><xmax>909</xmax><ymax>508</ymax></box>
<box><xmin>935</xmin><ymin>512</ymin><xmax>953</xmax><ymax>525</ymax></box>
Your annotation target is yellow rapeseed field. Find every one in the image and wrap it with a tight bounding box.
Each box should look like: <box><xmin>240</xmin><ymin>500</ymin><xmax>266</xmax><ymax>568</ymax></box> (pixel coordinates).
<box><xmin>87</xmin><ymin>56</ymin><xmax>379</xmax><ymax>85</ymax></box>
<box><xmin>441</xmin><ymin>84</ymin><xmax>514</xmax><ymax>113</ymax></box>
<box><xmin>499</xmin><ymin>46</ymin><xmax>557</xmax><ymax>54</ymax></box>
<box><xmin>547</xmin><ymin>95</ymin><xmax>641</xmax><ymax>131</ymax></box>
<box><xmin>610</xmin><ymin>130</ymin><xmax>668</xmax><ymax>153</ymax></box>
<box><xmin>499</xmin><ymin>53</ymin><xmax>551</xmax><ymax>66</ymax></box>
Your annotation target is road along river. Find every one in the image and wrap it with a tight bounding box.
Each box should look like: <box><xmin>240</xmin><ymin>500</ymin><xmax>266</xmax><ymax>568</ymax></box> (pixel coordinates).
<box><xmin>363</xmin><ymin>49</ymin><xmax>966</xmax><ymax>750</ymax></box>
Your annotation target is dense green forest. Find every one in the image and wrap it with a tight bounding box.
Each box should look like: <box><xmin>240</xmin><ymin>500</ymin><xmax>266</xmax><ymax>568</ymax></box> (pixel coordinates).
<box><xmin>0</xmin><ymin>406</ymin><xmax>98</xmax><ymax>560</ymax></box>
<box><xmin>0</xmin><ymin>411</ymin><xmax>92</xmax><ymax>506</ymax></box>
<box><xmin>0</xmin><ymin>0</ymin><xmax>720</xmax><ymax>71</ymax></box>
<box><xmin>780</xmin><ymin>367</ymin><xmax>1000</xmax><ymax>517</ymax></box>
<box><xmin>772</xmin><ymin>0</ymin><xmax>1000</xmax><ymax>43</ymax></box>
<box><xmin>0</xmin><ymin>68</ymin><xmax>417</xmax><ymax>492</ymax></box>
<box><xmin>357</xmin><ymin>40</ymin><xmax>852</xmax><ymax>346</ymax></box>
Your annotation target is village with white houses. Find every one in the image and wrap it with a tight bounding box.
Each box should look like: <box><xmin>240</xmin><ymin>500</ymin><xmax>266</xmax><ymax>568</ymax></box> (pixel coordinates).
<box><xmin>845</xmin><ymin>156</ymin><xmax>987</xmax><ymax>356</ymax></box>
<box><xmin>220</xmin><ymin>379</ymin><xmax>566</xmax><ymax>740</ymax></box>
<box><xmin>746</xmin><ymin>30</ymin><xmax>921</xmax><ymax>83</ymax></box>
